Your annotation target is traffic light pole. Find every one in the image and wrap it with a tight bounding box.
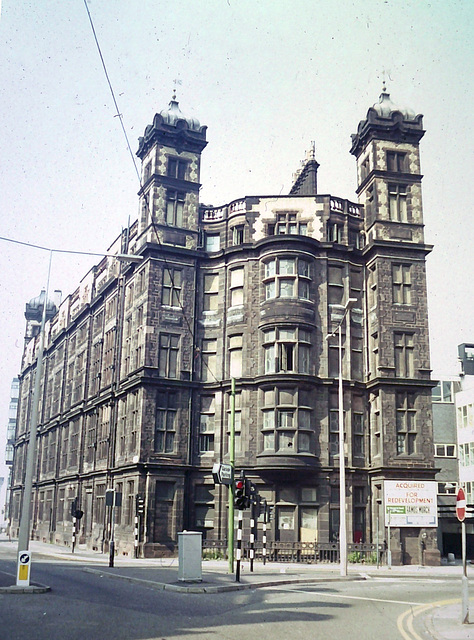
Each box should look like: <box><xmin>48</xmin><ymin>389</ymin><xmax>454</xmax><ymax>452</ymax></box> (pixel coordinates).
<box><xmin>236</xmin><ymin>509</ymin><xmax>243</xmax><ymax>582</ymax></box>
<box><xmin>135</xmin><ymin>493</ymin><xmax>145</xmax><ymax>558</ymax></box>
<box><xmin>228</xmin><ymin>378</ymin><xmax>236</xmax><ymax>574</ymax></box>
<box><xmin>250</xmin><ymin>501</ymin><xmax>255</xmax><ymax>572</ymax></box>
<box><xmin>109</xmin><ymin>502</ymin><xmax>116</xmax><ymax>568</ymax></box>
<box><xmin>462</xmin><ymin>520</ymin><xmax>469</xmax><ymax>624</ymax></box>
<box><xmin>72</xmin><ymin>515</ymin><xmax>77</xmax><ymax>554</ymax></box>
<box><xmin>134</xmin><ymin>514</ymin><xmax>139</xmax><ymax>558</ymax></box>
<box><xmin>262</xmin><ymin>499</ymin><xmax>267</xmax><ymax>566</ymax></box>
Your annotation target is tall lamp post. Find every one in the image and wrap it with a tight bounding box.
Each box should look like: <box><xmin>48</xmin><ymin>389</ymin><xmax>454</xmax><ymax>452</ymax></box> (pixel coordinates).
<box><xmin>15</xmin><ymin>247</ymin><xmax>142</xmax><ymax>585</ymax></box>
<box><xmin>16</xmin><ymin>252</ymin><xmax>53</xmax><ymax>585</ymax></box>
<box><xmin>326</xmin><ymin>297</ymin><xmax>357</xmax><ymax>578</ymax></box>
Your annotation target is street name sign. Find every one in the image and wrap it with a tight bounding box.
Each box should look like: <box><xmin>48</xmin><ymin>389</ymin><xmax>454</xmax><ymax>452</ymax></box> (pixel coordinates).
<box><xmin>212</xmin><ymin>463</ymin><xmax>233</xmax><ymax>485</ymax></box>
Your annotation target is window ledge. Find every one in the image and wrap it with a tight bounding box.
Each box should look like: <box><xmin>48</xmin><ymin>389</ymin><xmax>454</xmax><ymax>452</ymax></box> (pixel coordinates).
<box><xmin>395</xmin><ymin>454</ymin><xmax>424</xmax><ymax>460</ymax></box>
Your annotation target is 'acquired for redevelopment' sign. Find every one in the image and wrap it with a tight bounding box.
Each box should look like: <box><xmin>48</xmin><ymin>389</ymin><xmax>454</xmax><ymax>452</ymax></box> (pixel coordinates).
<box><xmin>384</xmin><ymin>480</ymin><xmax>438</xmax><ymax>527</ymax></box>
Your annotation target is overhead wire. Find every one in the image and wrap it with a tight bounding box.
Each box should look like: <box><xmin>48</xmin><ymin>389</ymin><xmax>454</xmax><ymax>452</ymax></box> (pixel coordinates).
<box><xmin>82</xmin><ymin>2</ymin><xmax>218</xmax><ymax>382</ymax></box>
<box><xmin>82</xmin><ymin>0</ymin><xmax>140</xmax><ymax>183</ymax></box>
<box><xmin>0</xmin><ymin>235</ymin><xmax>111</xmax><ymax>257</ymax></box>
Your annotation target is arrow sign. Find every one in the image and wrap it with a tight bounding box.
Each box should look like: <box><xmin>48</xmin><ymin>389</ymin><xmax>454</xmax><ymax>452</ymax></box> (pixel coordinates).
<box><xmin>212</xmin><ymin>463</ymin><xmax>233</xmax><ymax>485</ymax></box>
<box><xmin>457</xmin><ymin>487</ymin><xmax>466</xmax><ymax>522</ymax></box>
<box><xmin>16</xmin><ymin>550</ymin><xmax>31</xmax><ymax>586</ymax></box>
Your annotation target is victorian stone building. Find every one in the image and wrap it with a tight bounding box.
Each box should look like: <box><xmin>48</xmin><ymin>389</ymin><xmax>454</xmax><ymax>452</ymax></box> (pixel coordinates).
<box><xmin>9</xmin><ymin>87</ymin><xmax>439</xmax><ymax>564</ymax></box>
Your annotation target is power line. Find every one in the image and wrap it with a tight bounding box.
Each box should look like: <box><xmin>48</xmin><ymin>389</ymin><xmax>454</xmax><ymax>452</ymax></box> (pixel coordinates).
<box><xmin>82</xmin><ymin>0</ymin><xmax>140</xmax><ymax>183</ymax></box>
<box><xmin>82</xmin><ymin>4</ymin><xmax>218</xmax><ymax>382</ymax></box>
<box><xmin>0</xmin><ymin>235</ymin><xmax>108</xmax><ymax>257</ymax></box>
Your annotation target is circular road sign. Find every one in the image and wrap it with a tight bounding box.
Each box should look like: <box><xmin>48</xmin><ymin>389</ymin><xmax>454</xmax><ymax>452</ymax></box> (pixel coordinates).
<box><xmin>457</xmin><ymin>487</ymin><xmax>466</xmax><ymax>522</ymax></box>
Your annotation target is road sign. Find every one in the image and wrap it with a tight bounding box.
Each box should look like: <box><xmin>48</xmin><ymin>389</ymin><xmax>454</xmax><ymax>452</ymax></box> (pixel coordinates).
<box><xmin>16</xmin><ymin>550</ymin><xmax>31</xmax><ymax>586</ymax></box>
<box><xmin>212</xmin><ymin>462</ymin><xmax>233</xmax><ymax>485</ymax></box>
<box><xmin>457</xmin><ymin>487</ymin><xmax>466</xmax><ymax>522</ymax></box>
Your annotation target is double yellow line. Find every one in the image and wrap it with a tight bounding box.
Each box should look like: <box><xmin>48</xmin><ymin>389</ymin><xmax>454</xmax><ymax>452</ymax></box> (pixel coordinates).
<box><xmin>397</xmin><ymin>598</ymin><xmax>461</xmax><ymax>640</ymax></box>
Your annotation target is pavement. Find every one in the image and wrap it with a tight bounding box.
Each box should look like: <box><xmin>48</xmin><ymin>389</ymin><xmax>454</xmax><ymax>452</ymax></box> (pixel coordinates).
<box><xmin>1</xmin><ymin>538</ymin><xmax>474</xmax><ymax>639</ymax></box>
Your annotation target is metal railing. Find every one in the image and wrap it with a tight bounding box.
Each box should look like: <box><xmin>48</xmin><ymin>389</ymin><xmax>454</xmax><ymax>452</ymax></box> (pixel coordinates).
<box><xmin>202</xmin><ymin>540</ymin><xmax>385</xmax><ymax>564</ymax></box>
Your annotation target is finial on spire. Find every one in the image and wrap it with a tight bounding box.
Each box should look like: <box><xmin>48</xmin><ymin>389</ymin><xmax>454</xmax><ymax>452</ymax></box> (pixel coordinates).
<box><xmin>381</xmin><ymin>68</ymin><xmax>393</xmax><ymax>94</ymax></box>
<box><xmin>172</xmin><ymin>78</ymin><xmax>182</xmax><ymax>102</ymax></box>
<box><xmin>304</xmin><ymin>141</ymin><xmax>316</xmax><ymax>162</ymax></box>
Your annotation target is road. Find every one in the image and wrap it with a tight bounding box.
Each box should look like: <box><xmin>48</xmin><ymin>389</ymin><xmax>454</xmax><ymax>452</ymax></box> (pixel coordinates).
<box><xmin>0</xmin><ymin>544</ymin><xmax>467</xmax><ymax>640</ymax></box>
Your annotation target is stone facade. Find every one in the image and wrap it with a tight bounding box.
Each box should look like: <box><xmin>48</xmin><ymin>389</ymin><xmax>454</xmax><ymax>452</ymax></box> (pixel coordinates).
<box><xmin>8</xmin><ymin>89</ymin><xmax>440</xmax><ymax>563</ymax></box>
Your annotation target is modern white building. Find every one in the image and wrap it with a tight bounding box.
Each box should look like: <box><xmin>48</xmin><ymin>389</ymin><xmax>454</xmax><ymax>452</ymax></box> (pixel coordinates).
<box><xmin>2</xmin><ymin>377</ymin><xmax>19</xmax><ymax>527</ymax></box>
<box><xmin>456</xmin><ymin>382</ymin><xmax>474</xmax><ymax>503</ymax></box>
<box><xmin>432</xmin><ymin>378</ymin><xmax>461</xmax><ymax>557</ymax></box>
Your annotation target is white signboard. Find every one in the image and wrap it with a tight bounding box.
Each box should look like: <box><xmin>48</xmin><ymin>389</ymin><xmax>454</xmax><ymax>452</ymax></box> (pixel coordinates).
<box><xmin>384</xmin><ymin>480</ymin><xmax>438</xmax><ymax>527</ymax></box>
<box><xmin>212</xmin><ymin>462</ymin><xmax>234</xmax><ymax>485</ymax></box>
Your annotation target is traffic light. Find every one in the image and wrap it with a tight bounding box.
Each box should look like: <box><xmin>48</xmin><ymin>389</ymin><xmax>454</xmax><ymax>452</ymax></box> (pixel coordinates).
<box><xmin>266</xmin><ymin>504</ymin><xmax>274</xmax><ymax>522</ymax></box>
<box><xmin>248</xmin><ymin>481</ymin><xmax>257</xmax><ymax>504</ymax></box>
<box><xmin>136</xmin><ymin>494</ymin><xmax>145</xmax><ymax>516</ymax></box>
<box><xmin>234</xmin><ymin>477</ymin><xmax>250</xmax><ymax>510</ymax></box>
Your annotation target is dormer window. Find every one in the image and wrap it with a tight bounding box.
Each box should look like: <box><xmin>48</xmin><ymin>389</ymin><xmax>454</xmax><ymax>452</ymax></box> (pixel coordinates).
<box><xmin>277</xmin><ymin>212</ymin><xmax>297</xmax><ymax>234</ymax></box>
<box><xmin>268</xmin><ymin>212</ymin><xmax>307</xmax><ymax>236</ymax></box>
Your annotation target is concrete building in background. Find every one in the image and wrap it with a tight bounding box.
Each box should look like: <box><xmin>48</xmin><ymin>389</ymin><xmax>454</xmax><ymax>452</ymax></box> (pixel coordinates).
<box><xmin>459</xmin><ymin>344</ymin><xmax>474</xmax><ymax>377</ymax></box>
<box><xmin>456</xmin><ymin>373</ymin><xmax>474</xmax><ymax>558</ymax></box>
<box><xmin>431</xmin><ymin>356</ymin><xmax>474</xmax><ymax>560</ymax></box>
<box><xmin>3</xmin><ymin>377</ymin><xmax>19</xmax><ymax>527</ymax></box>
<box><xmin>8</xmin><ymin>87</ymin><xmax>440</xmax><ymax>564</ymax></box>
<box><xmin>432</xmin><ymin>378</ymin><xmax>462</xmax><ymax>557</ymax></box>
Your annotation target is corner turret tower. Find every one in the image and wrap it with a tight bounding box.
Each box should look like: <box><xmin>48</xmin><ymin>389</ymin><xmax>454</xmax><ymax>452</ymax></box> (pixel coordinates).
<box><xmin>351</xmin><ymin>83</ymin><xmax>425</xmax><ymax>241</ymax></box>
<box><xmin>136</xmin><ymin>93</ymin><xmax>208</xmax><ymax>250</ymax></box>
<box><xmin>351</xmin><ymin>86</ymin><xmax>439</xmax><ymax>565</ymax></box>
<box><xmin>24</xmin><ymin>290</ymin><xmax>57</xmax><ymax>344</ymax></box>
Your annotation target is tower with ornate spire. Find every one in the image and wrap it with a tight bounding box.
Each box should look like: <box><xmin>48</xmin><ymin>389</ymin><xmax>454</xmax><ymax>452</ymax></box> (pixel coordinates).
<box><xmin>135</xmin><ymin>91</ymin><xmax>207</xmax><ymax>249</ymax></box>
<box><xmin>351</xmin><ymin>85</ymin><xmax>438</xmax><ymax>565</ymax></box>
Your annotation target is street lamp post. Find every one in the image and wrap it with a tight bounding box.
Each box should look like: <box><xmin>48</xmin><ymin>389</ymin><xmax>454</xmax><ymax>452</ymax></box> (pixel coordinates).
<box><xmin>326</xmin><ymin>297</ymin><xmax>357</xmax><ymax>578</ymax></box>
<box><xmin>15</xmin><ymin>248</ymin><xmax>142</xmax><ymax>583</ymax></box>
<box><xmin>16</xmin><ymin>252</ymin><xmax>53</xmax><ymax>586</ymax></box>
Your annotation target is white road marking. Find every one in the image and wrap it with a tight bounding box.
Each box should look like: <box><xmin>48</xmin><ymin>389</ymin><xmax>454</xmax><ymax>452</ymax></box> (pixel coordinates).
<box><xmin>265</xmin><ymin>586</ymin><xmax>424</xmax><ymax>607</ymax></box>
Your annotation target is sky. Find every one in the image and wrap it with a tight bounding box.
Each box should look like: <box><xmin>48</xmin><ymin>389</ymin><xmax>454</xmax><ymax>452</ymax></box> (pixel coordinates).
<box><xmin>0</xmin><ymin>0</ymin><xmax>473</xmax><ymax>520</ymax></box>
